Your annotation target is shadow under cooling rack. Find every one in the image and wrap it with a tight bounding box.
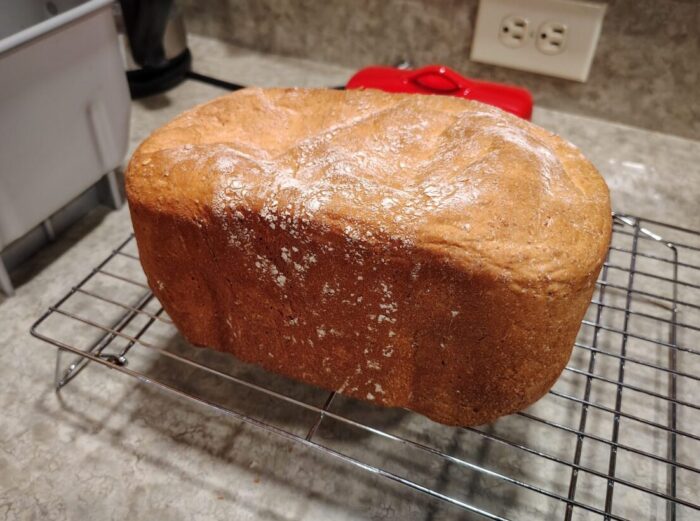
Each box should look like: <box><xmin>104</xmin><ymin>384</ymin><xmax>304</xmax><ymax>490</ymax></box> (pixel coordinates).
<box><xmin>31</xmin><ymin>214</ymin><xmax>700</xmax><ymax>521</ymax></box>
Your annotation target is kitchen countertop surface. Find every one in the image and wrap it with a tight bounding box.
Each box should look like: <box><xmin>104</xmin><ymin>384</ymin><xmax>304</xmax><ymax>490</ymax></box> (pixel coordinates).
<box><xmin>1</xmin><ymin>34</ymin><xmax>699</xmax><ymax>520</ymax></box>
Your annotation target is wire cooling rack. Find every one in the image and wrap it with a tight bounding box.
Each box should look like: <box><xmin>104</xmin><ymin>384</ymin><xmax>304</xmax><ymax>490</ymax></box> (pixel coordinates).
<box><xmin>31</xmin><ymin>214</ymin><xmax>700</xmax><ymax>520</ymax></box>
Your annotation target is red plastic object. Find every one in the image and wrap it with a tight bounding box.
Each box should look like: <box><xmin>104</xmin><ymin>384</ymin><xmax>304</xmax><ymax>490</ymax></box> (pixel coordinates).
<box><xmin>346</xmin><ymin>65</ymin><xmax>533</xmax><ymax>120</ymax></box>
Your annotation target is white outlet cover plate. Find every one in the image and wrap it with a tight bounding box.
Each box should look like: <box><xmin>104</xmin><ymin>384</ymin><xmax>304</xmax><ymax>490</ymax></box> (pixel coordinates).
<box><xmin>471</xmin><ymin>0</ymin><xmax>606</xmax><ymax>82</ymax></box>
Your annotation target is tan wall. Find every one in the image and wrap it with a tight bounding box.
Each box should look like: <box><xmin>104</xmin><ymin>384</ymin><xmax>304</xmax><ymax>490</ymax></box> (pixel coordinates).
<box><xmin>181</xmin><ymin>0</ymin><xmax>700</xmax><ymax>140</ymax></box>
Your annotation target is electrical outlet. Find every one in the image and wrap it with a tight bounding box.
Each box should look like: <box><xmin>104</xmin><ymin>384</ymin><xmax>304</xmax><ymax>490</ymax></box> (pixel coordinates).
<box><xmin>470</xmin><ymin>0</ymin><xmax>606</xmax><ymax>82</ymax></box>
<box><xmin>498</xmin><ymin>15</ymin><xmax>530</xmax><ymax>48</ymax></box>
<box><xmin>536</xmin><ymin>21</ymin><xmax>568</xmax><ymax>54</ymax></box>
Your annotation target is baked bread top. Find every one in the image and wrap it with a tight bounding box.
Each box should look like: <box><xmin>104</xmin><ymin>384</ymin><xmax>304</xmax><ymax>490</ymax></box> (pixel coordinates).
<box><xmin>127</xmin><ymin>88</ymin><xmax>611</xmax><ymax>285</ymax></box>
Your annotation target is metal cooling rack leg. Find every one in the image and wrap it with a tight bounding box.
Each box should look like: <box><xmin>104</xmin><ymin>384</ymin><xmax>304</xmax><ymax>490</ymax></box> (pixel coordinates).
<box><xmin>603</xmin><ymin>218</ymin><xmax>640</xmax><ymax>519</ymax></box>
<box><xmin>54</xmin><ymin>291</ymin><xmax>153</xmax><ymax>389</ymax></box>
<box><xmin>618</xmin><ymin>216</ymin><xmax>682</xmax><ymax>520</ymax></box>
<box><xmin>31</xmin><ymin>235</ymin><xmax>138</xmax><ymax>389</ymax></box>
<box><xmin>666</xmin><ymin>243</ymin><xmax>679</xmax><ymax>521</ymax></box>
<box><xmin>305</xmin><ymin>392</ymin><xmax>336</xmax><ymax>441</ymax></box>
<box><xmin>564</xmin><ymin>259</ymin><xmax>611</xmax><ymax>520</ymax></box>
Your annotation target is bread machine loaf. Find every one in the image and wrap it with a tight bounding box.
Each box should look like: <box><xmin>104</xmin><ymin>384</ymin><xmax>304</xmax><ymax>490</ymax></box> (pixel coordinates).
<box><xmin>126</xmin><ymin>88</ymin><xmax>611</xmax><ymax>426</ymax></box>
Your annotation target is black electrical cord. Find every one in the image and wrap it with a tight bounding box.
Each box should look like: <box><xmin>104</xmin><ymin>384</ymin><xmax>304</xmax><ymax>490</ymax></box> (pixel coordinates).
<box><xmin>186</xmin><ymin>70</ymin><xmax>345</xmax><ymax>91</ymax></box>
<box><xmin>185</xmin><ymin>71</ymin><xmax>245</xmax><ymax>91</ymax></box>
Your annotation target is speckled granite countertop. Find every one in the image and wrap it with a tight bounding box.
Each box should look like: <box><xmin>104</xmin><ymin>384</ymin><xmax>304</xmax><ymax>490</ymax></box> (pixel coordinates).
<box><xmin>1</xmin><ymin>35</ymin><xmax>699</xmax><ymax>520</ymax></box>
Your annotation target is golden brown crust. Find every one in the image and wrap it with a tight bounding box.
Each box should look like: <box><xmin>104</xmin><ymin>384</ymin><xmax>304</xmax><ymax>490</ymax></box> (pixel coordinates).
<box><xmin>126</xmin><ymin>88</ymin><xmax>611</xmax><ymax>426</ymax></box>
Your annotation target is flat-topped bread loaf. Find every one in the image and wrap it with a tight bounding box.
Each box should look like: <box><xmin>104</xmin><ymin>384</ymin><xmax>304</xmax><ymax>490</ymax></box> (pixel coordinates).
<box><xmin>126</xmin><ymin>88</ymin><xmax>611</xmax><ymax>426</ymax></box>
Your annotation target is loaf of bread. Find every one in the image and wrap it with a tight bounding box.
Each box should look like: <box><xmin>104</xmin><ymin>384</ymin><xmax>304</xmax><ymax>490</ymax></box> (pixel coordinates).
<box><xmin>126</xmin><ymin>88</ymin><xmax>611</xmax><ymax>426</ymax></box>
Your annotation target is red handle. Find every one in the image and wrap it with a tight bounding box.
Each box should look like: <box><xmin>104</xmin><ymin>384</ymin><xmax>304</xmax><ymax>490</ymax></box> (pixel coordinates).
<box><xmin>407</xmin><ymin>65</ymin><xmax>471</xmax><ymax>94</ymax></box>
<box><xmin>345</xmin><ymin>64</ymin><xmax>533</xmax><ymax>120</ymax></box>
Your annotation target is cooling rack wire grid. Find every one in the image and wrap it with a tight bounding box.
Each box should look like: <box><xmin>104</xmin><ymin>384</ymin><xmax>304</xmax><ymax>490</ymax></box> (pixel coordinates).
<box><xmin>31</xmin><ymin>214</ymin><xmax>700</xmax><ymax>520</ymax></box>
